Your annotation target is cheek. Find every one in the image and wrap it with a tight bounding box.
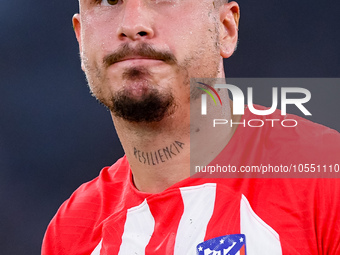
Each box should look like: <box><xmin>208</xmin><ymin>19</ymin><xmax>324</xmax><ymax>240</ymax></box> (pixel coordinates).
<box><xmin>80</xmin><ymin>11</ymin><xmax>119</xmax><ymax>59</ymax></box>
<box><xmin>158</xmin><ymin>8</ymin><xmax>218</xmax><ymax>59</ymax></box>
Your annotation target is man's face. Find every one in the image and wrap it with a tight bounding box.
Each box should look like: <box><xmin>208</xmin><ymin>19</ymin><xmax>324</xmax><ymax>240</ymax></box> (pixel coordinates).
<box><xmin>73</xmin><ymin>0</ymin><xmax>237</xmax><ymax>123</ymax></box>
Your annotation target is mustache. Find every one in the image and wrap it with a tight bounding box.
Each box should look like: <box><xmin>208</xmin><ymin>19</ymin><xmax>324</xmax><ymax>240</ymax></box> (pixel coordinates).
<box><xmin>103</xmin><ymin>43</ymin><xmax>177</xmax><ymax>68</ymax></box>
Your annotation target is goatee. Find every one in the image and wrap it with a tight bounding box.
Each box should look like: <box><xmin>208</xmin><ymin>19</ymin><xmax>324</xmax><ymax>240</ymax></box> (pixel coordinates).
<box><xmin>111</xmin><ymin>81</ymin><xmax>175</xmax><ymax>123</ymax></box>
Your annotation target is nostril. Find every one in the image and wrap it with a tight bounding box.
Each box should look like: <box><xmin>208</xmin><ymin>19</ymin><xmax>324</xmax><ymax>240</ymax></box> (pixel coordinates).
<box><xmin>138</xmin><ymin>31</ymin><xmax>148</xmax><ymax>37</ymax></box>
<box><xmin>119</xmin><ymin>31</ymin><xmax>148</xmax><ymax>40</ymax></box>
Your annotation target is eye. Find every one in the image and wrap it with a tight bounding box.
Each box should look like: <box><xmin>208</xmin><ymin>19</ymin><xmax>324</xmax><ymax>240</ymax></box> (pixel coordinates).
<box><xmin>102</xmin><ymin>0</ymin><xmax>119</xmax><ymax>6</ymax></box>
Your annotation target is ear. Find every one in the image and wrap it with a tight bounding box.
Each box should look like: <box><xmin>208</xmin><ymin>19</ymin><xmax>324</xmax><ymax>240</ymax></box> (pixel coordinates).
<box><xmin>219</xmin><ymin>2</ymin><xmax>240</xmax><ymax>58</ymax></box>
<box><xmin>72</xmin><ymin>14</ymin><xmax>85</xmax><ymax>71</ymax></box>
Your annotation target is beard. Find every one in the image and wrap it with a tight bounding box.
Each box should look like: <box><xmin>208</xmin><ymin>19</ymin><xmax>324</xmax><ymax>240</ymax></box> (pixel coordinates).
<box><xmin>110</xmin><ymin>67</ymin><xmax>175</xmax><ymax>123</ymax></box>
<box><xmin>111</xmin><ymin>85</ymin><xmax>175</xmax><ymax>123</ymax></box>
<box><xmin>101</xmin><ymin>65</ymin><xmax>176</xmax><ymax>123</ymax></box>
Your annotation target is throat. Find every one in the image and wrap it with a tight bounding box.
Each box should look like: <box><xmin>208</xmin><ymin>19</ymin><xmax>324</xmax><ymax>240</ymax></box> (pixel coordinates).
<box><xmin>128</xmin><ymin>139</ymin><xmax>190</xmax><ymax>194</ymax></box>
<box><xmin>133</xmin><ymin>141</ymin><xmax>185</xmax><ymax>166</ymax></box>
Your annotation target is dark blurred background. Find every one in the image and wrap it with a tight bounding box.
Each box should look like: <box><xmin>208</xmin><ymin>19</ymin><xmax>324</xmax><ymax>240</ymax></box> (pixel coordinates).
<box><xmin>1</xmin><ymin>1</ymin><xmax>339</xmax><ymax>254</ymax></box>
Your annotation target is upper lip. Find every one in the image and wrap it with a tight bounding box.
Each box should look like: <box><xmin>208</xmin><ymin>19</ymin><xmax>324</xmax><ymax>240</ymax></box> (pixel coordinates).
<box><xmin>117</xmin><ymin>56</ymin><xmax>163</xmax><ymax>63</ymax></box>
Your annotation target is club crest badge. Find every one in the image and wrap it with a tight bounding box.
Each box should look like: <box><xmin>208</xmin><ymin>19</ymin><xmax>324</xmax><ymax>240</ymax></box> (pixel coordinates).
<box><xmin>196</xmin><ymin>234</ymin><xmax>246</xmax><ymax>255</ymax></box>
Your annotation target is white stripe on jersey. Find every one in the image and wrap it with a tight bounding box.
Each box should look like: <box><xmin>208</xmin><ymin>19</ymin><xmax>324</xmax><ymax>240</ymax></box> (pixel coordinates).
<box><xmin>118</xmin><ymin>199</ymin><xmax>155</xmax><ymax>255</ymax></box>
<box><xmin>240</xmin><ymin>194</ymin><xmax>282</xmax><ymax>255</ymax></box>
<box><xmin>174</xmin><ymin>183</ymin><xmax>217</xmax><ymax>255</ymax></box>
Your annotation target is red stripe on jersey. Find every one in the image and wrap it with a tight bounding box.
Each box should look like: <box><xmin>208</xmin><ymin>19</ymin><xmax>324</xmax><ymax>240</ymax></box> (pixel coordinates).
<box><xmin>204</xmin><ymin>183</ymin><xmax>241</xmax><ymax>241</ymax></box>
<box><xmin>145</xmin><ymin>189</ymin><xmax>185</xmax><ymax>254</ymax></box>
<box><xmin>100</xmin><ymin>210</ymin><xmax>128</xmax><ymax>254</ymax></box>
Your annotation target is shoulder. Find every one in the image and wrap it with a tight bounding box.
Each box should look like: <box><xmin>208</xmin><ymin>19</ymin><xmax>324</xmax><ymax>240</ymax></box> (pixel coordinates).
<box><xmin>244</xmin><ymin>106</ymin><xmax>340</xmax><ymax>160</ymax></box>
<box><xmin>42</xmin><ymin>156</ymin><xmax>131</xmax><ymax>254</ymax></box>
<box><xmin>215</xmin><ymin>106</ymin><xmax>339</xmax><ymax>177</ymax></box>
<box><xmin>61</xmin><ymin>156</ymin><xmax>131</xmax><ymax>213</ymax></box>
<box><xmin>273</xmin><ymin>108</ymin><xmax>339</xmax><ymax>159</ymax></box>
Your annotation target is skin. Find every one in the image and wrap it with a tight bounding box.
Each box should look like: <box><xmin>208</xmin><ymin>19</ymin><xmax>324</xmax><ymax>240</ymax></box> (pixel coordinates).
<box><xmin>73</xmin><ymin>0</ymin><xmax>240</xmax><ymax>193</ymax></box>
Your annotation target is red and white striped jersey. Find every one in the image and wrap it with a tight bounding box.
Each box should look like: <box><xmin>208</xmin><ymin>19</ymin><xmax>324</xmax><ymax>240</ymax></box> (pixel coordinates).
<box><xmin>42</xmin><ymin>158</ymin><xmax>340</xmax><ymax>255</ymax></box>
<box><xmin>42</xmin><ymin>109</ymin><xmax>340</xmax><ymax>254</ymax></box>
<box><xmin>42</xmin><ymin>159</ymin><xmax>282</xmax><ymax>255</ymax></box>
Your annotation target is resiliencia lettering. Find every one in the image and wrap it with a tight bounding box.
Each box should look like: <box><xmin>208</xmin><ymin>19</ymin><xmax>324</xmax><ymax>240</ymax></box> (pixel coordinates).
<box><xmin>134</xmin><ymin>141</ymin><xmax>185</xmax><ymax>165</ymax></box>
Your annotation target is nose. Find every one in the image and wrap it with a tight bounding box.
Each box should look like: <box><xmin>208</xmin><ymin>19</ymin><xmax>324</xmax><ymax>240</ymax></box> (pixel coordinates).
<box><xmin>117</xmin><ymin>0</ymin><xmax>155</xmax><ymax>41</ymax></box>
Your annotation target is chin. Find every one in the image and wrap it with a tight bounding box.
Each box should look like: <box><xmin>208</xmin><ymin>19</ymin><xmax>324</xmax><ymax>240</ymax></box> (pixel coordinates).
<box><xmin>109</xmin><ymin>85</ymin><xmax>175</xmax><ymax>123</ymax></box>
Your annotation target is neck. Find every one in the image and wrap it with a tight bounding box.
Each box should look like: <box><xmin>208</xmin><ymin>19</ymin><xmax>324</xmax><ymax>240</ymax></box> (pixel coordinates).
<box><xmin>111</xmin><ymin>69</ymin><xmax>240</xmax><ymax>193</ymax></box>
<box><xmin>111</xmin><ymin>104</ymin><xmax>191</xmax><ymax>193</ymax></box>
<box><xmin>111</xmin><ymin>92</ymin><xmax>240</xmax><ymax>194</ymax></box>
